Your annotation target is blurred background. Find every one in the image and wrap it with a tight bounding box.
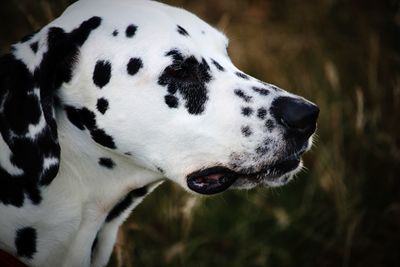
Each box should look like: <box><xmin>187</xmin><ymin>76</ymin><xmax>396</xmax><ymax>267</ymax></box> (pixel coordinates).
<box><xmin>1</xmin><ymin>0</ymin><xmax>400</xmax><ymax>266</ymax></box>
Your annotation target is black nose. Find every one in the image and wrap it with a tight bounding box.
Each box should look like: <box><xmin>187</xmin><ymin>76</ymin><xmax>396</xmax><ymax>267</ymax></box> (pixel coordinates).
<box><xmin>271</xmin><ymin>96</ymin><xmax>319</xmax><ymax>137</ymax></box>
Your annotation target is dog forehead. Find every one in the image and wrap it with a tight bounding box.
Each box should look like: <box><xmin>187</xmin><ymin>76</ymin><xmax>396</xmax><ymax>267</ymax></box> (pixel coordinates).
<box><xmin>57</xmin><ymin>0</ymin><xmax>228</xmax><ymax>47</ymax></box>
<box><xmin>54</xmin><ymin>0</ymin><xmax>231</xmax><ymax>105</ymax></box>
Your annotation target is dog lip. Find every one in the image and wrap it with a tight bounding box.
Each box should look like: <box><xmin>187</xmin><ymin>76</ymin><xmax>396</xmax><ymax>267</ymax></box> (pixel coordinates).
<box><xmin>186</xmin><ymin>157</ymin><xmax>300</xmax><ymax>195</ymax></box>
<box><xmin>187</xmin><ymin>166</ymin><xmax>238</xmax><ymax>195</ymax></box>
<box><xmin>258</xmin><ymin>158</ymin><xmax>301</xmax><ymax>177</ymax></box>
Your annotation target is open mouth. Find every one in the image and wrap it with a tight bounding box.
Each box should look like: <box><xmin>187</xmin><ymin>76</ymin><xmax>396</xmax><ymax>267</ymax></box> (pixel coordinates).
<box><xmin>187</xmin><ymin>158</ymin><xmax>301</xmax><ymax>195</ymax></box>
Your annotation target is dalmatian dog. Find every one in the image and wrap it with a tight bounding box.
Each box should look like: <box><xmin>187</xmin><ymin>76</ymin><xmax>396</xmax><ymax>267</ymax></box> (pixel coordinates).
<box><xmin>0</xmin><ymin>0</ymin><xmax>319</xmax><ymax>266</ymax></box>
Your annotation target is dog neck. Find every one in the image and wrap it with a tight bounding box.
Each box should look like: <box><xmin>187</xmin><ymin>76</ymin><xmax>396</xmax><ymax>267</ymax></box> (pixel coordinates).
<box><xmin>56</xmin><ymin>109</ymin><xmax>164</xmax><ymax>215</ymax></box>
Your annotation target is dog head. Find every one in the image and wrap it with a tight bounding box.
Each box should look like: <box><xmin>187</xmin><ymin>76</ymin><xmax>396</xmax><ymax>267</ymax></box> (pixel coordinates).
<box><xmin>0</xmin><ymin>0</ymin><xmax>319</xmax><ymax>206</ymax></box>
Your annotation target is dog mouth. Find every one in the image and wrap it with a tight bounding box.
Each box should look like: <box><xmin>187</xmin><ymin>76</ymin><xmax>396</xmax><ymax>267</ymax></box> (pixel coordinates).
<box><xmin>186</xmin><ymin>157</ymin><xmax>301</xmax><ymax>195</ymax></box>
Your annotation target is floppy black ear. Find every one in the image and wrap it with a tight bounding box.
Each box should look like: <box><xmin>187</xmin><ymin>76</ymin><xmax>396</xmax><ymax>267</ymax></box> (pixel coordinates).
<box><xmin>0</xmin><ymin>46</ymin><xmax>63</xmax><ymax>208</ymax></box>
<box><xmin>0</xmin><ymin>16</ymin><xmax>102</xmax><ymax>207</ymax></box>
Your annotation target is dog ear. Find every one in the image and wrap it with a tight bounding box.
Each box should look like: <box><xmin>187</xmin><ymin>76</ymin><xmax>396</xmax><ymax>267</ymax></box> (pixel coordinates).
<box><xmin>0</xmin><ymin>16</ymin><xmax>102</xmax><ymax>207</ymax></box>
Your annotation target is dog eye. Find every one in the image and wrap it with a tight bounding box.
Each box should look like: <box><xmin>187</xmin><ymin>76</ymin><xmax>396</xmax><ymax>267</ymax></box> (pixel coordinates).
<box><xmin>171</xmin><ymin>62</ymin><xmax>183</xmax><ymax>71</ymax></box>
<box><xmin>165</xmin><ymin>63</ymin><xmax>183</xmax><ymax>77</ymax></box>
<box><xmin>162</xmin><ymin>55</ymin><xmax>206</xmax><ymax>83</ymax></box>
<box><xmin>164</xmin><ymin>60</ymin><xmax>198</xmax><ymax>80</ymax></box>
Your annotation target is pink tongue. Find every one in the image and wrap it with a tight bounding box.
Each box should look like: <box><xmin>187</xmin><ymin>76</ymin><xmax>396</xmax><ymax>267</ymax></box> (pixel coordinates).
<box><xmin>206</xmin><ymin>173</ymin><xmax>224</xmax><ymax>180</ymax></box>
<box><xmin>193</xmin><ymin>173</ymin><xmax>224</xmax><ymax>187</ymax></box>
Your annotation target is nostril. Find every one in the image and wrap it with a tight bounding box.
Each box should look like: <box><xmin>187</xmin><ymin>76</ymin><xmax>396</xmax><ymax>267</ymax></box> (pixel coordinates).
<box><xmin>271</xmin><ymin>96</ymin><xmax>319</xmax><ymax>134</ymax></box>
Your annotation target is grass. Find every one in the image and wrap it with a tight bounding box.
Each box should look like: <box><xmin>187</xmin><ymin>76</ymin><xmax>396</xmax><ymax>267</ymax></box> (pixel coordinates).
<box><xmin>1</xmin><ymin>0</ymin><xmax>399</xmax><ymax>266</ymax></box>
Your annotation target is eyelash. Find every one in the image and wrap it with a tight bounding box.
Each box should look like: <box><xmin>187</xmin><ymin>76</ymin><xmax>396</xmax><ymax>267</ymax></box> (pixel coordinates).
<box><xmin>170</xmin><ymin>62</ymin><xmax>183</xmax><ymax>70</ymax></box>
<box><xmin>165</xmin><ymin>63</ymin><xmax>185</xmax><ymax>78</ymax></box>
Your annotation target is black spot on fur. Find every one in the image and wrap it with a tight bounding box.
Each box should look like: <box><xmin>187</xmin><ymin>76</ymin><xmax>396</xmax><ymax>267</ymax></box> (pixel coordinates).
<box><xmin>165</xmin><ymin>49</ymin><xmax>184</xmax><ymax>61</ymax></box>
<box><xmin>235</xmin><ymin>72</ymin><xmax>249</xmax><ymax>80</ymax></box>
<box><xmin>20</xmin><ymin>33</ymin><xmax>34</xmax><ymax>43</ymax></box>
<box><xmin>165</xmin><ymin>95</ymin><xmax>179</xmax><ymax>108</ymax></box>
<box><xmin>125</xmin><ymin>24</ymin><xmax>137</xmax><ymax>38</ymax></box>
<box><xmin>201</xmin><ymin>58</ymin><xmax>210</xmax><ymax>70</ymax></box>
<box><xmin>64</xmin><ymin>106</ymin><xmax>116</xmax><ymax>149</ymax></box>
<box><xmin>257</xmin><ymin>108</ymin><xmax>267</xmax><ymax>119</ymax></box>
<box><xmin>91</xmin><ymin>129</ymin><xmax>116</xmax><ymax>149</ymax></box>
<box><xmin>79</xmin><ymin>107</ymin><xmax>97</xmax><ymax>129</ymax></box>
<box><xmin>157</xmin><ymin>167</ymin><xmax>165</xmax><ymax>174</ymax></box>
<box><xmin>30</xmin><ymin>42</ymin><xmax>38</xmax><ymax>53</ymax></box>
<box><xmin>158</xmin><ymin>49</ymin><xmax>212</xmax><ymax>114</ymax></box>
<box><xmin>15</xmin><ymin>227</ymin><xmax>37</xmax><ymax>259</ymax></box>
<box><xmin>256</xmin><ymin>146</ymin><xmax>269</xmax><ymax>155</ymax></box>
<box><xmin>127</xmin><ymin>58</ymin><xmax>143</xmax><ymax>76</ymax></box>
<box><xmin>270</xmin><ymin>85</ymin><xmax>280</xmax><ymax>91</ymax></box>
<box><xmin>112</xmin><ymin>30</ymin><xmax>118</xmax><ymax>36</ymax></box>
<box><xmin>177</xmin><ymin>25</ymin><xmax>189</xmax><ymax>36</ymax></box>
<box><xmin>256</xmin><ymin>138</ymin><xmax>273</xmax><ymax>155</ymax></box>
<box><xmin>93</xmin><ymin>60</ymin><xmax>112</xmax><ymax>88</ymax></box>
<box><xmin>241</xmin><ymin>126</ymin><xmax>252</xmax><ymax>137</ymax></box>
<box><xmin>96</xmin><ymin>98</ymin><xmax>109</xmax><ymax>114</ymax></box>
<box><xmin>234</xmin><ymin>89</ymin><xmax>252</xmax><ymax>102</ymax></box>
<box><xmin>125</xmin><ymin>152</ymin><xmax>132</xmax><ymax>156</ymax></box>
<box><xmin>259</xmin><ymin>82</ymin><xmax>280</xmax><ymax>92</ymax></box>
<box><xmin>252</xmin><ymin>86</ymin><xmax>270</xmax><ymax>96</ymax></box>
<box><xmin>98</xmin><ymin>157</ymin><xmax>115</xmax><ymax>169</ymax></box>
<box><xmin>0</xmin><ymin>17</ymin><xmax>101</xmax><ymax>207</ymax></box>
<box><xmin>265</xmin><ymin>119</ymin><xmax>275</xmax><ymax>132</ymax></box>
<box><xmin>258</xmin><ymin>81</ymin><xmax>282</xmax><ymax>92</ymax></box>
<box><xmin>241</xmin><ymin>107</ymin><xmax>253</xmax><ymax>116</ymax></box>
<box><xmin>106</xmin><ymin>186</ymin><xmax>148</xmax><ymax>222</ymax></box>
<box><xmin>211</xmin><ymin>59</ymin><xmax>225</xmax><ymax>71</ymax></box>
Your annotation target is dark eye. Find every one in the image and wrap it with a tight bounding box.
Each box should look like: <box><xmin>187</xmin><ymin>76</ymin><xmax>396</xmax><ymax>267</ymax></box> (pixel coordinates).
<box><xmin>164</xmin><ymin>62</ymin><xmax>184</xmax><ymax>77</ymax></box>
<box><xmin>165</xmin><ymin>58</ymin><xmax>199</xmax><ymax>80</ymax></box>
<box><xmin>171</xmin><ymin>61</ymin><xmax>183</xmax><ymax>70</ymax></box>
